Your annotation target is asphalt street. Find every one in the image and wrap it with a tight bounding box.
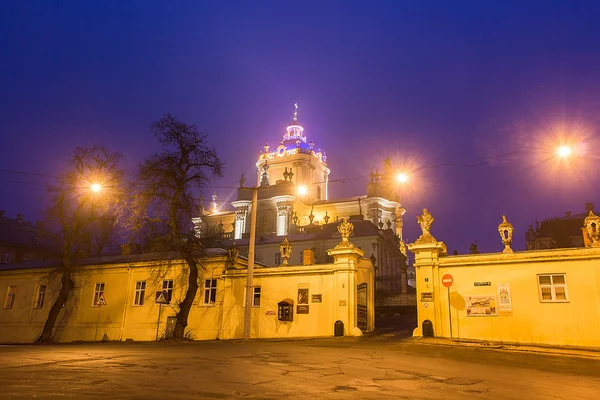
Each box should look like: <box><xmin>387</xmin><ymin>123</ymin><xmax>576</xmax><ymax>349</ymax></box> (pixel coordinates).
<box><xmin>1</xmin><ymin>334</ymin><xmax>599</xmax><ymax>400</ymax></box>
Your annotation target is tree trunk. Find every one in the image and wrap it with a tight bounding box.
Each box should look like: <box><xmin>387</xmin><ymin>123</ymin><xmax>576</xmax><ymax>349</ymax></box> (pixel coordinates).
<box><xmin>38</xmin><ymin>268</ymin><xmax>74</xmax><ymax>343</ymax></box>
<box><xmin>172</xmin><ymin>255</ymin><xmax>199</xmax><ymax>340</ymax></box>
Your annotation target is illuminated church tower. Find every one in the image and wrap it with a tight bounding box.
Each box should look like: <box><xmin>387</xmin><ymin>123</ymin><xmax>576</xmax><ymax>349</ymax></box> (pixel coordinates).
<box><xmin>255</xmin><ymin>104</ymin><xmax>329</xmax><ymax>203</ymax></box>
<box><xmin>193</xmin><ymin>104</ymin><xmax>410</xmax><ymax>298</ymax></box>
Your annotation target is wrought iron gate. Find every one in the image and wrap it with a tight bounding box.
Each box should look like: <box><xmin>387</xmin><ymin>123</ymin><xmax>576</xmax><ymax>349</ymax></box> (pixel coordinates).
<box><xmin>357</xmin><ymin>283</ymin><xmax>368</xmax><ymax>331</ymax></box>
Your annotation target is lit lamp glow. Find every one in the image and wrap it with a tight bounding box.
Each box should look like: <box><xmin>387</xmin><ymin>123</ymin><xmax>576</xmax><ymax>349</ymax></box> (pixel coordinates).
<box><xmin>297</xmin><ymin>185</ymin><xmax>308</xmax><ymax>196</ymax></box>
<box><xmin>557</xmin><ymin>146</ymin><xmax>572</xmax><ymax>158</ymax></box>
<box><xmin>90</xmin><ymin>183</ymin><xmax>102</xmax><ymax>193</ymax></box>
<box><xmin>396</xmin><ymin>173</ymin><xmax>409</xmax><ymax>184</ymax></box>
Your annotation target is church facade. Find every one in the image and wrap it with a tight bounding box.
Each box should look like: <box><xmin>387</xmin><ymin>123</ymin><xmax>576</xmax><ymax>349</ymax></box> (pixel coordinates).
<box><xmin>193</xmin><ymin>106</ymin><xmax>412</xmax><ymax>304</ymax></box>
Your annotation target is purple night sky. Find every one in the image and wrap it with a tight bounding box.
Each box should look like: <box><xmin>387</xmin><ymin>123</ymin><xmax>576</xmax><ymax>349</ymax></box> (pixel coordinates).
<box><xmin>1</xmin><ymin>1</ymin><xmax>599</xmax><ymax>254</ymax></box>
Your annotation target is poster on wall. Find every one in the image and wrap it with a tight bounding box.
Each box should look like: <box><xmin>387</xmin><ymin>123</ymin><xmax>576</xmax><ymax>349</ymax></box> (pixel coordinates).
<box><xmin>297</xmin><ymin>288</ymin><xmax>309</xmax><ymax>305</ymax></box>
<box><xmin>497</xmin><ymin>284</ymin><xmax>512</xmax><ymax>314</ymax></box>
<box><xmin>465</xmin><ymin>295</ymin><xmax>498</xmax><ymax>317</ymax></box>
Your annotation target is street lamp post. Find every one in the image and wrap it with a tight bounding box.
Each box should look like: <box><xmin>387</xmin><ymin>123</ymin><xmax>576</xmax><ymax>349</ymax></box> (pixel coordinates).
<box><xmin>243</xmin><ymin>187</ymin><xmax>258</xmax><ymax>340</ymax></box>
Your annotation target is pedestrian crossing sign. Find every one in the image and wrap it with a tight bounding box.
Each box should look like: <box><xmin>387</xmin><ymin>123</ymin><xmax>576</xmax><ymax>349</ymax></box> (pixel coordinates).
<box><xmin>95</xmin><ymin>294</ymin><xmax>106</xmax><ymax>306</ymax></box>
<box><xmin>155</xmin><ymin>291</ymin><xmax>169</xmax><ymax>304</ymax></box>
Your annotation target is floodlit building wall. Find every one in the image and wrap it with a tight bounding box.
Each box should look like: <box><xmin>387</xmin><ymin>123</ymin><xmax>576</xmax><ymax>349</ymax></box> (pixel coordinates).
<box><xmin>410</xmin><ymin>240</ymin><xmax>600</xmax><ymax>347</ymax></box>
<box><xmin>0</xmin><ymin>246</ymin><xmax>374</xmax><ymax>343</ymax></box>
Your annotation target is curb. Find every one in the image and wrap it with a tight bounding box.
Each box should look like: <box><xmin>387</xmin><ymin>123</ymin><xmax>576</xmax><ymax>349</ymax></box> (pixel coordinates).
<box><xmin>413</xmin><ymin>337</ymin><xmax>600</xmax><ymax>359</ymax></box>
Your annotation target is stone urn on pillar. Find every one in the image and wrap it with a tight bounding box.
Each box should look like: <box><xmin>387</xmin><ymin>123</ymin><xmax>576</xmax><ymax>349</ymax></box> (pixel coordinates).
<box><xmin>498</xmin><ymin>215</ymin><xmax>514</xmax><ymax>253</ymax></box>
<box><xmin>584</xmin><ymin>210</ymin><xmax>600</xmax><ymax>248</ymax></box>
<box><xmin>280</xmin><ymin>237</ymin><xmax>292</xmax><ymax>265</ymax></box>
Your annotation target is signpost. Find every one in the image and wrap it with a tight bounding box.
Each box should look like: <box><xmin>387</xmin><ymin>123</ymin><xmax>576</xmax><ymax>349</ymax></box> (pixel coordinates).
<box><xmin>442</xmin><ymin>274</ymin><xmax>453</xmax><ymax>338</ymax></box>
<box><xmin>94</xmin><ymin>294</ymin><xmax>106</xmax><ymax>344</ymax></box>
<box><xmin>155</xmin><ymin>291</ymin><xmax>169</xmax><ymax>341</ymax></box>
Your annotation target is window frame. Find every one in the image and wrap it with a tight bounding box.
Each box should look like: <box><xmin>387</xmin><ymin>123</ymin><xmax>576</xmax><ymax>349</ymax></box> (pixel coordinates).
<box><xmin>4</xmin><ymin>285</ymin><xmax>16</xmax><ymax>309</ymax></box>
<box><xmin>34</xmin><ymin>285</ymin><xmax>46</xmax><ymax>309</ymax></box>
<box><xmin>251</xmin><ymin>286</ymin><xmax>261</xmax><ymax>307</ymax></box>
<box><xmin>162</xmin><ymin>280</ymin><xmax>174</xmax><ymax>304</ymax></box>
<box><xmin>274</xmin><ymin>252</ymin><xmax>281</xmax><ymax>266</ymax></box>
<box><xmin>537</xmin><ymin>273</ymin><xmax>569</xmax><ymax>303</ymax></box>
<box><xmin>203</xmin><ymin>279</ymin><xmax>217</xmax><ymax>306</ymax></box>
<box><xmin>134</xmin><ymin>281</ymin><xmax>146</xmax><ymax>306</ymax></box>
<box><xmin>92</xmin><ymin>282</ymin><xmax>105</xmax><ymax>307</ymax></box>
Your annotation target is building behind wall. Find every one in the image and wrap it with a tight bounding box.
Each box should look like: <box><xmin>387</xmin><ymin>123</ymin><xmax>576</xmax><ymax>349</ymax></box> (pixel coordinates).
<box><xmin>0</xmin><ymin>210</ymin><xmax>60</xmax><ymax>264</ymax></box>
<box><xmin>525</xmin><ymin>202</ymin><xmax>595</xmax><ymax>249</ymax></box>
<box><xmin>194</xmin><ymin>106</ymin><xmax>413</xmax><ymax>307</ymax></box>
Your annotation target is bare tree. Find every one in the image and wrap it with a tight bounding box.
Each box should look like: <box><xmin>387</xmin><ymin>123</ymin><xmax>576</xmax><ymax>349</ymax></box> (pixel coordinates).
<box><xmin>38</xmin><ymin>145</ymin><xmax>125</xmax><ymax>343</ymax></box>
<box><xmin>130</xmin><ymin>113</ymin><xmax>223</xmax><ymax>340</ymax></box>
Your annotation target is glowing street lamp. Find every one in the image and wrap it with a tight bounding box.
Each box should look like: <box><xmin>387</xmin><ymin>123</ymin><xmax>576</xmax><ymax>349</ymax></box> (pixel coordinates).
<box><xmin>556</xmin><ymin>145</ymin><xmax>572</xmax><ymax>158</ymax></box>
<box><xmin>396</xmin><ymin>173</ymin><xmax>409</xmax><ymax>184</ymax></box>
<box><xmin>90</xmin><ymin>183</ymin><xmax>102</xmax><ymax>193</ymax></box>
<box><xmin>297</xmin><ymin>185</ymin><xmax>308</xmax><ymax>196</ymax></box>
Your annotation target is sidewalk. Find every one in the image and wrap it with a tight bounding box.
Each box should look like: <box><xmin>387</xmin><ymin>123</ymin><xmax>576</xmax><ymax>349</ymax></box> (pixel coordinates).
<box><xmin>412</xmin><ymin>336</ymin><xmax>600</xmax><ymax>359</ymax></box>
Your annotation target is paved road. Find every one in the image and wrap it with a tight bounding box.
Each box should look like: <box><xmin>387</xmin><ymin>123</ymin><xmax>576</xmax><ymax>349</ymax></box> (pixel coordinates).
<box><xmin>1</xmin><ymin>336</ymin><xmax>599</xmax><ymax>399</ymax></box>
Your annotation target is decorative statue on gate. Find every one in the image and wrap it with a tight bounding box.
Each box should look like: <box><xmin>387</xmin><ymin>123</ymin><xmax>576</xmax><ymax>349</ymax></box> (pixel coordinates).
<box><xmin>498</xmin><ymin>215</ymin><xmax>514</xmax><ymax>253</ymax></box>
<box><xmin>335</xmin><ymin>217</ymin><xmax>355</xmax><ymax>249</ymax></box>
<box><xmin>417</xmin><ymin>208</ymin><xmax>434</xmax><ymax>236</ymax></box>
<box><xmin>414</xmin><ymin>208</ymin><xmax>438</xmax><ymax>244</ymax></box>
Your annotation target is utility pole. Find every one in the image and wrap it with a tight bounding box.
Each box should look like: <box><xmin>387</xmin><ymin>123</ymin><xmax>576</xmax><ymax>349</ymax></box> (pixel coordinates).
<box><xmin>243</xmin><ymin>187</ymin><xmax>258</xmax><ymax>339</ymax></box>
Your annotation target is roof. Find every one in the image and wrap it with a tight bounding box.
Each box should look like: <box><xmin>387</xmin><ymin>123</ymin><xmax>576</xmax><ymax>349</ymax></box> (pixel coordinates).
<box><xmin>212</xmin><ymin>218</ymin><xmax>398</xmax><ymax>248</ymax></box>
<box><xmin>0</xmin><ymin>248</ymin><xmax>234</xmax><ymax>272</ymax></box>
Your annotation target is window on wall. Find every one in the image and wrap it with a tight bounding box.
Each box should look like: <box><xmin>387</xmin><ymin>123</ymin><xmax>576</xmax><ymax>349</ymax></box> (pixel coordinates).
<box><xmin>253</xmin><ymin>286</ymin><xmax>261</xmax><ymax>307</ymax></box>
<box><xmin>274</xmin><ymin>252</ymin><xmax>282</xmax><ymax>266</ymax></box>
<box><xmin>538</xmin><ymin>274</ymin><xmax>568</xmax><ymax>302</ymax></box>
<box><xmin>2</xmin><ymin>252</ymin><xmax>9</xmax><ymax>263</ymax></box>
<box><xmin>162</xmin><ymin>280</ymin><xmax>173</xmax><ymax>303</ymax></box>
<box><xmin>93</xmin><ymin>283</ymin><xmax>105</xmax><ymax>306</ymax></box>
<box><xmin>35</xmin><ymin>285</ymin><xmax>46</xmax><ymax>308</ymax></box>
<box><xmin>134</xmin><ymin>281</ymin><xmax>146</xmax><ymax>306</ymax></box>
<box><xmin>4</xmin><ymin>286</ymin><xmax>16</xmax><ymax>309</ymax></box>
<box><xmin>203</xmin><ymin>279</ymin><xmax>217</xmax><ymax>305</ymax></box>
<box><xmin>300</xmin><ymin>251</ymin><xmax>304</xmax><ymax>265</ymax></box>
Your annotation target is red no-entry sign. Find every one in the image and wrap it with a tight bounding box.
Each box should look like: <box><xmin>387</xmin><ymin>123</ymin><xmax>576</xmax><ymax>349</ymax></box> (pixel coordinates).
<box><xmin>442</xmin><ymin>274</ymin><xmax>453</xmax><ymax>288</ymax></box>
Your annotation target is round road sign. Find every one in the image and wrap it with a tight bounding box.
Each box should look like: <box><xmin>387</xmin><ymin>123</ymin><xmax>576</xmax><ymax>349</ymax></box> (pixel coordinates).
<box><xmin>442</xmin><ymin>274</ymin><xmax>453</xmax><ymax>288</ymax></box>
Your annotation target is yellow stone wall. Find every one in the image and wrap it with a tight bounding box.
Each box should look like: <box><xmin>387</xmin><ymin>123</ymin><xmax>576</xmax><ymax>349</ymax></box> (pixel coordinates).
<box><xmin>0</xmin><ymin>250</ymin><xmax>374</xmax><ymax>343</ymax></box>
<box><xmin>410</xmin><ymin>244</ymin><xmax>600</xmax><ymax>347</ymax></box>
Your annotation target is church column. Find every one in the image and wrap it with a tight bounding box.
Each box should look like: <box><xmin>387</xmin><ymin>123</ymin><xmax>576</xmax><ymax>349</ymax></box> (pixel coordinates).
<box><xmin>276</xmin><ymin>202</ymin><xmax>291</xmax><ymax>236</ymax></box>
<box><xmin>234</xmin><ymin>208</ymin><xmax>247</xmax><ymax>240</ymax></box>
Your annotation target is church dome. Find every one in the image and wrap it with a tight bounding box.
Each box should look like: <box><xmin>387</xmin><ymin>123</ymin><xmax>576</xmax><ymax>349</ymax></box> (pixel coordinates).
<box><xmin>258</xmin><ymin>104</ymin><xmax>327</xmax><ymax>165</ymax></box>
